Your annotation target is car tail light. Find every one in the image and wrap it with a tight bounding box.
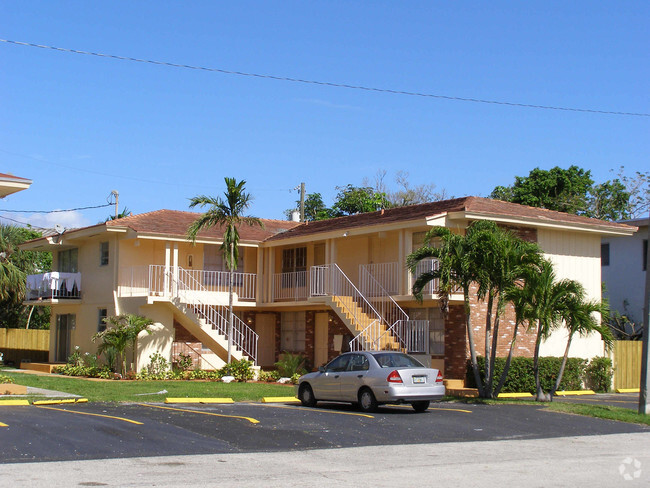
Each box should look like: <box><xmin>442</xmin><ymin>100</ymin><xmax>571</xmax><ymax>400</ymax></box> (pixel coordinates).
<box><xmin>435</xmin><ymin>370</ymin><xmax>443</xmax><ymax>383</ymax></box>
<box><xmin>387</xmin><ymin>370</ymin><xmax>403</xmax><ymax>383</ymax></box>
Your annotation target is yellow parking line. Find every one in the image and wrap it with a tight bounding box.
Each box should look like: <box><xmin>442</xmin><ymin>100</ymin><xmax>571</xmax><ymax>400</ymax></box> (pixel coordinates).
<box><xmin>34</xmin><ymin>405</ymin><xmax>143</xmax><ymax>425</ymax></box>
<box><xmin>559</xmin><ymin>398</ymin><xmax>634</xmax><ymax>405</ymax></box>
<box><xmin>140</xmin><ymin>403</ymin><xmax>259</xmax><ymax>424</ymax></box>
<box><xmin>256</xmin><ymin>403</ymin><xmax>374</xmax><ymax>419</ymax></box>
<box><xmin>164</xmin><ymin>398</ymin><xmax>234</xmax><ymax>404</ymax></box>
<box><xmin>0</xmin><ymin>421</ymin><xmax>7</xmax><ymax>427</ymax></box>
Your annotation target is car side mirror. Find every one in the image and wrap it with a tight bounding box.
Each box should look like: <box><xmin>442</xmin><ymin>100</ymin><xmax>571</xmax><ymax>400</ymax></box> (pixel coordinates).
<box><xmin>318</xmin><ymin>366</ymin><xmax>325</xmax><ymax>373</ymax></box>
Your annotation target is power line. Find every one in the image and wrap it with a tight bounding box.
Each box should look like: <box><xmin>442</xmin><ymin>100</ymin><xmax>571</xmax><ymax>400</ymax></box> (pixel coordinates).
<box><xmin>0</xmin><ymin>214</ymin><xmax>47</xmax><ymax>229</ymax></box>
<box><xmin>2</xmin><ymin>38</ymin><xmax>648</xmax><ymax>118</ymax></box>
<box><xmin>0</xmin><ymin>203</ymin><xmax>112</xmax><ymax>214</ymax></box>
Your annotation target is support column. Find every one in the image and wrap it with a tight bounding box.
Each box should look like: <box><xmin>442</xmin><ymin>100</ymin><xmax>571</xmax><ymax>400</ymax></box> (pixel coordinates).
<box><xmin>256</xmin><ymin>247</ymin><xmax>264</xmax><ymax>304</ymax></box>
<box><xmin>172</xmin><ymin>243</ymin><xmax>179</xmax><ymax>297</ymax></box>
<box><xmin>164</xmin><ymin>242</ymin><xmax>171</xmax><ymax>296</ymax></box>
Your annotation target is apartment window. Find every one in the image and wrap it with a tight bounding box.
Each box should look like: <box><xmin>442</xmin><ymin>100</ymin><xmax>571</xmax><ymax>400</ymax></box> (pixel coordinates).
<box><xmin>98</xmin><ymin>308</ymin><xmax>108</xmax><ymax>332</ymax></box>
<box><xmin>409</xmin><ymin>307</ymin><xmax>445</xmax><ymax>356</ymax></box>
<box><xmin>57</xmin><ymin>248</ymin><xmax>78</xmax><ymax>272</ymax></box>
<box><xmin>100</xmin><ymin>242</ymin><xmax>109</xmax><ymax>266</ymax></box>
<box><xmin>282</xmin><ymin>247</ymin><xmax>307</xmax><ymax>288</ymax></box>
<box><xmin>281</xmin><ymin>311</ymin><xmax>306</xmax><ymax>352</ymax></box>
<box><xmin>643</xmin><ymin>240</ymin><xmax>648</xmax><ymax>271</ymax></box>
<box><xmin>601</xmin><ymin>243</ymin><xmax>610</xmax><ymax>267</ymax></box>
<box><xmin>204</xmin><ymin>245</ymin><xmax>244</xmax><ymax>272</ymax></box>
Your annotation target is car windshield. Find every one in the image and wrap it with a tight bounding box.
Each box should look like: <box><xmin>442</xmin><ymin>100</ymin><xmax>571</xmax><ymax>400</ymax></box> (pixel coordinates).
<box><xmin>371</xmin><ymin>353</ymin><xmax>425</xmax><ymax>368</ymax></box>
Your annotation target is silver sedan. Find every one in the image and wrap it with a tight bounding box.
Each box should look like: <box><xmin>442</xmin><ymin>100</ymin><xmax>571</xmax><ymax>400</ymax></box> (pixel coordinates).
<box><xmin>296</xmin><ymin>351</ymin><xmax>445</xmax><ymax>413</ymax></box>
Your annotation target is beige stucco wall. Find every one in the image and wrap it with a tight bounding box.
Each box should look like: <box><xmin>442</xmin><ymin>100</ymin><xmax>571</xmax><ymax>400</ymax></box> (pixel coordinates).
<box><xmin>537</xmin><ymin>228</ymin><xmax>605</xmax><ymax>360</ymax></box>
<box><xmin>135</xmin><ymin>303</ymin><xmax>175</xmax><ymax>372</ymax></box>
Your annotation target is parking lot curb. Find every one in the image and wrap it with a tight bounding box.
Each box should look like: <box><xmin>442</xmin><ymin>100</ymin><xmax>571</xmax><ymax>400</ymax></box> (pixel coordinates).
<box><xmin>0</xmin><ymin>399</ymin><xmax>30</xmax><ymax>406</ymax></box>
<box><xmin>261</xmin><ymin>396</ymin><xmax>300</xmax><ymax>403</ymax></box>
<box><xmin>33</xmin><ymin>398</ymin><xmax>88</xmax><ymax>405</ymax></box>
<box><xmin>554</xmin><ymin>390</ymin><xmax>595</xmax><ymax>396</ymax></box>
<box><xmin>164</xmin><ymin>398</ymin><xmax>234</xmax><ymax>404</ymax></box>
<box><xmin>615</xmin><ymin>388</ymin><xmax>640</xmax><ymax>393</ymax></box>
<box><xmin>497</xmin><ymin>392</ymin><xmax>533</xmax><ymax>398</ymax></box>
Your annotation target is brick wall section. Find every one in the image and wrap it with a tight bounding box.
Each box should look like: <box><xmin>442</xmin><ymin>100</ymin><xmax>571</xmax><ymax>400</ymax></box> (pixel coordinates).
<box><xmin>327</xmin><ymin>311</ymin><xmax>352</xmax><ymax>363</ymax></box>
<box><xmin>305</xmin><ymin>311</ymin><xmax>315</xmax><ymax>365</ymax></box>
<box><xmin>444</xmin><ymin>305</ymin><xmax>467</xmax><ymax>379</ymax></box>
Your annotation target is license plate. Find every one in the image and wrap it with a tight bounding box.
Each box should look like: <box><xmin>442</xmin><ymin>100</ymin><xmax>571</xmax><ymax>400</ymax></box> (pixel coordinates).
<box><xmin>412</xmin><ymin>376</ymin><xmax>426</xmax><ymax>384</ymax></box>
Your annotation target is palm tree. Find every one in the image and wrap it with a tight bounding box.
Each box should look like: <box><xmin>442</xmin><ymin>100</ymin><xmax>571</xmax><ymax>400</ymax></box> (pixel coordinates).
<box><xmin>407</xmin><ymin>225</ymin><xmax>485</xmax><ymax>396</ymax></box>
<box><xmin>508</xmin><ymin>260</ymin><xmax>582</xmax><ymax>401</ymax></box>
<box><xmin>550</xmin><ymin>289</ymin><xmax>612</xmax><ymax>396</ymax></box>
<box><xmin>93</xmin><ymin>314</ymin><xmax>153</xmax><ymax>376</ymax></box>
<box><xmin>0</xmin><ymin>224</ymin><xmax>26</xmax><ymax>301</ymax></box>
<box><xmin>187</xmin><ymin>177</ymin><xmax>263</xmax><ymax>363</ymax></box>
<box><xmin>469</xmin><ymin>221</ymin><xmax>542</xmax><ymax>397</ymax></box>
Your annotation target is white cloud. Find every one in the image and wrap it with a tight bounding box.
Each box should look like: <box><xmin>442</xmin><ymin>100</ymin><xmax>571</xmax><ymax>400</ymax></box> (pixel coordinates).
<box><xmin>1</xmin><ymin>211</ymin><xmax>90</xmax><ymax>230</ymax></box>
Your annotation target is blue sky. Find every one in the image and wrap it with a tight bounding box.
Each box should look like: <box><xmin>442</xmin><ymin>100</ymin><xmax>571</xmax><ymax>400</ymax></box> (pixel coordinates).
<box><xmin>1</xmin><ymin>1</ymin><xmax>648</xmax><ymax>229</ymax></box>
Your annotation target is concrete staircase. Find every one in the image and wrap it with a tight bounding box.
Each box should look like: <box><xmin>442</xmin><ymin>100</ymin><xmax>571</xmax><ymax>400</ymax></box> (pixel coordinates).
<box><xmin>327</xmin><ymin>295</ymin><xmax>401</xmax><ymax>351</ymax></box>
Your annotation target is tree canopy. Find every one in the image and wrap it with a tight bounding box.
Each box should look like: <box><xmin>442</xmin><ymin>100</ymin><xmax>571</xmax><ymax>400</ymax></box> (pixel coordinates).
<box><xmin>490</xmin><ymin>165</ymin><xmax>649</xmax><ymax>221</ymax></box>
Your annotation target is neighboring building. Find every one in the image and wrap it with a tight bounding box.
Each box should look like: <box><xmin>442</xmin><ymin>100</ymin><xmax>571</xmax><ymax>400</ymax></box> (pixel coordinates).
<box><xmin>0</xmin><ymin>173</ymin><xmax>32</xmax><ymax>198</ymax></box>
<box><xmin>20</xmin><ymin>197</ymin><xmax>636</xmax><ymax>379</ymax></box>
<box><xmin>601</xmin><ymin>217</ymin><xmax>648</xmax><ymax>327</ymax></box>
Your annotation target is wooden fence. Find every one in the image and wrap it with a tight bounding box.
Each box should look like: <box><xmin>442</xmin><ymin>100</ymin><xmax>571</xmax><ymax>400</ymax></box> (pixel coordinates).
<box><xmin>0</xmin><ymin>328</ymin><xmax>50</xmax><ymax>365</ymax></box>
<box><xmin>612</xmin><ymin>340</ymin><xmax>643</xmax><ymax>390</ymax></box>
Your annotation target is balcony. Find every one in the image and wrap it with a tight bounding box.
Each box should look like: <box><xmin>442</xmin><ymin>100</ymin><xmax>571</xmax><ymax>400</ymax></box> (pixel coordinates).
<box><xmin>26</xmin><ymin>272</ymin><xmax>81</xmax><ymax>301</ymax></box>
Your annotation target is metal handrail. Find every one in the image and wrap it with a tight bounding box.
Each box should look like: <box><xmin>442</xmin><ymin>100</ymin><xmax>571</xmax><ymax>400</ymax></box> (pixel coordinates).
<box><xmin>359</xmin><ymin>264</ymin><xmax>409</xmax><ymax>327</ymax></box>
<box><xmin>377</xmin><ymin>319</ymin><xmax>430</xmax><ymax>354</ymax></box>
<box><xmin>175</xmin><ymin>267</ymin><xmax>258</xmax><ymax>364</ymax></box>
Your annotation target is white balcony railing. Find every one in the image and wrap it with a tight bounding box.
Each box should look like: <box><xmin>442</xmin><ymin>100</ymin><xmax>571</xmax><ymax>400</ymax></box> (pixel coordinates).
<box><xmin>118</xmin><ymin>266</ymin><xmax>256</xmax><ymax>301</ymax></box>
<box><xmin>272</xmin><ymin>271</ymin><xmax>308</xmax><ymax>301</ymax></box>
<box><xmin>359</xmin><ymin>262</ymin><xmax>399</xmax><ymax>296</ymax></box>
<box><xmin>26</xmin><ymin>272</ymin><xmax>82</xmax><ymax>300</ymax></box>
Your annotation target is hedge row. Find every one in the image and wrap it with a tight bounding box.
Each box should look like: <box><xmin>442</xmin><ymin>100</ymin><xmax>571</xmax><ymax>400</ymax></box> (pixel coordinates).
<box><xmin>465</xmin><ymin>356</ymin><xmax>588</xmax><ymax>393</ymax></box>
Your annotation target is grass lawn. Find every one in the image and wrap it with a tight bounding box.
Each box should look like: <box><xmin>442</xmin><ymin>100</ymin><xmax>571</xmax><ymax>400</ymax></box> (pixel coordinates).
<box><xmin>0</xmin><ymin>369</ymin><xmax>296</xmax><ymax>403</ymax></box>
<box><xmin>459</xmin><ymin>397</ymin><xmax>650</xmax><ymax>426</ymax></box>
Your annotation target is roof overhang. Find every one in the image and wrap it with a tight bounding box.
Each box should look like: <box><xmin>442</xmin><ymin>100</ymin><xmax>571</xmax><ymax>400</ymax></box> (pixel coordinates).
<box><xmin>448</xmin><ymin>211</ymin><xmax>638</xmax><ymax>236</ymax></box>
<box><xmin>0</xmin><ymin>175</ymin><xmax>32</xmax><ymax>198</ymax></box>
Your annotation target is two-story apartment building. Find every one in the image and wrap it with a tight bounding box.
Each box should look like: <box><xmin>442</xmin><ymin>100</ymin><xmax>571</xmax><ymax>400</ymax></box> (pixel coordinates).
<box><xmin>21</xmin><ymin>197</ymin><xmax>636</xmax><ymax>379</ymax></box>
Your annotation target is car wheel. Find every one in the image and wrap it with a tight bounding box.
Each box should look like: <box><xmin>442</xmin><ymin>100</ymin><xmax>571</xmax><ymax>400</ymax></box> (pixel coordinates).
<box><xmin>411</xmin><ymin>401</ymin><xmax>430</xmax><ymax>413</ymax></box>
<box><xmin>358</xmin><ymin>388</ymin><xmax>378</xmax><ymax>413</ymax></box>
<box><xmin>298</xmin><ymin>383</ymin><xmax>317</xmax><ymax>407</ymax></box>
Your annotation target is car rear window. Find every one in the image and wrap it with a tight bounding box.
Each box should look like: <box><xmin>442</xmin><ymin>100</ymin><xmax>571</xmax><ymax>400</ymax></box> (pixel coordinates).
<box><xmin>371</xmin><ymin>353</ymin><xmax>425</xmax><ymax>368</ymax></box>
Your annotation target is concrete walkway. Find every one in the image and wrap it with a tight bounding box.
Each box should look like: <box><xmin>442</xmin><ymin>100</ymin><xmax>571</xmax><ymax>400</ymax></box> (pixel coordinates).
<box><xmin>2</xmin><ymin>432</ymin><xmax>648</xmax><ymax>487</ymax></box>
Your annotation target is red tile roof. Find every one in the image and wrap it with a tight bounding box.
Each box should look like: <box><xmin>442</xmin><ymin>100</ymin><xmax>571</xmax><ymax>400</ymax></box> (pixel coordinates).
<box><xmin>106</xmin><ymin>209</ymin><xmax>301</xmax><ymax>242</ymax></box>
<box><xmin>265</xmin><ymin>196</ymin><xmax>635</xmax><ymax>241</ymax></box>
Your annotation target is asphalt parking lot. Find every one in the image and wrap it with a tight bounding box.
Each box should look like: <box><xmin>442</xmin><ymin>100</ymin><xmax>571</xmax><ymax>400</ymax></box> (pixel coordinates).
<box><xmin>1</xmin><ymin>400</ymin><xmax>648</xmax><ymax>463</ymax></box>
<box><xmin>554</xmin><ymin>392</ymin><xmax>640</xmax><ymax>410</ymax></box>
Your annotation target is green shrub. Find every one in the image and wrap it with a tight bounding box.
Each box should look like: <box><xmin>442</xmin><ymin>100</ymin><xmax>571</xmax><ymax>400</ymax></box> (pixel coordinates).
<box><xmin>0</xmin><ymin>374</ymin><xmax>14</xmax><ymax>384</ymax></box>
<box><xmin>257</xmin><ymin>369</ymin><xmax>282</xmax><ymax>382</ymax></box>
<box><xmin>585</xmin><ymin>356</ymin><xmax>613</xmax><ymax>392</ymax></box>
<box><xmin>176</xmin><ymin>353</ymin><xmax>193</xmax><ymax>372</ymax></box>
<box><xmin>290</xmin><ymin>373</ymin><xmax>301</xmax><ymax>385</ymax></box>
<box><xmin>275</xmin><ymin>352</ymin><xmax>308</xmax><ymax>377</ymax></box>
<box><xmin>466</xmin><ymin>356</ymin><xmax>587</xmax><ymax>393</ymax></box>
<box><xmin>219</xmin><ymin>359</ymin><xmax>254</xmax><ymax>382</ymax></box>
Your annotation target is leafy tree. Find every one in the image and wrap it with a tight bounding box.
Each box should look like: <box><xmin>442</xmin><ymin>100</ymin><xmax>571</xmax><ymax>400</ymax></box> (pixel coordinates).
<box><xmin>491</xmin><ymin>165</ymin><xmax>646</xmax><ymax>221</ymax></box>
<box><xmin>491</xmin><ymin>165</ymin><xmax>594</xmax><ymax>215</ymax></box>
<box><xmin>93</xmin><ymin>314</ymin><xmax>153</xmax><ymax>375</ymax></box>
<box><xmin>285</xmin><ymin>192</ymin><xmax>337</xmax><ymax>221</ymax></box>
<box><xmin>332</xmin><ymin>184</ymin><xmax>390</xmax><ymax>215</ymax></box>
<box><xmin>187</xmin><ymin>177</ymin><xmax>263</xmax><ymax>363</ymax></box>
<box><xmin>0</xmin><ymin>225</ymin><xmax>52</xmax><ymax>329</ymax></box>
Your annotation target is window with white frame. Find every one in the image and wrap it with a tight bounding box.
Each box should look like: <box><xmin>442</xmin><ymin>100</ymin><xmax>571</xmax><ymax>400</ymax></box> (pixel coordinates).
<box><xmin>408</xmin><ymin>307</ymin><xmax>444</xmax><ymax>355</ymax></box>
<box><xmin>100</xmin><ymin>242</ymin><xmax>109</xmax><ymax>266</ymax></box>
<box><xmin>281</xmin><ymin>311</ymin><xmax>306</xmax><ymax>352</ymax></box>
<box><xmin>98</xmin><ymin>308</ymin><xmax>108</xmax><ymax>332</ymax></box>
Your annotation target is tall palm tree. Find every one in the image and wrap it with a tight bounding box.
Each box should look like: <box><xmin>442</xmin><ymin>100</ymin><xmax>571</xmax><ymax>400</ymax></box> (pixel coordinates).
<box><xmin>475</xmin><ymin>225</ymin><xmax>543</xmax><ymax>397</ymax></box>
<box><xmin>407</xmin><ymin>225</ymin><xmax>485</xmax><ymax>396</ymax></box>
<box><xmin>187</xmin><ymin>177</ymin><xmax>263</xmax><ymax>363</ymax></box>
<box><xmin>508</xmin><ymin>259</ymin><xmax>581</xmax><ymax>401</ymax></box>
<box><xmin>551</xmin><ymin>289</ymin><xmax>612</xmax><ymax>396</ymax></box>
<box><xmin>0</xmin><ymin>224</ymin><xmax>26</xmax><ymax>302</ymax></box>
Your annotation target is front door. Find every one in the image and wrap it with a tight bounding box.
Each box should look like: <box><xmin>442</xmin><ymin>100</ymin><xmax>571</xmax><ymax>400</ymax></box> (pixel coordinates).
<box><xmin>314</xmin><ymin>312</ymin><xmax>329</xmax><ymax>368</ymax></box>
<box><xmin>255</xmin><ymin>314</ymin><xmax>276</xmax><ymax>368</ymax></box>
<box><xmin>55</xmin><ymin>314</ymin><xmax>74</xmax><ymax>362</ymax></box>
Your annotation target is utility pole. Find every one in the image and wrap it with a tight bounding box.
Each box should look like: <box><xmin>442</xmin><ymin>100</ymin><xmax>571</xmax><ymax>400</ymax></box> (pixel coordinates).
<box><xmin>639</xmin><ymin>212</ymin><xmax>650</xmax><ymax>415</ymax></box>
<box><xmin>111</xmin><ymin>190</ymin><xmax>119</xmax><ymax>219</ymax></box>
<box><xmin>299</xmin><ymin>182</ymin><xmax>305</xmax><ymax>222</ymax></box>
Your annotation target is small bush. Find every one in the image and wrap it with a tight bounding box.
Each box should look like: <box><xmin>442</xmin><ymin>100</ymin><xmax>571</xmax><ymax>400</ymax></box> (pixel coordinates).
<box><xmin>0</xmin><ymin>374</ymin><xmax>14</xmax><ymax>384</ymax></box>
<box><xmin>257</xmin><ymin>370</ymin><xmax>282</xmax><ymax>382</ymax></box>
<box><xmin>585</xmin><ymin>356</ymin><xmax>614</xmax><ymax>392</ymax></box>
<box><xmin>275</xmin><ymin>352</ymin><xmax>308</xmax><ymax>378</ymax></box>
<box><xmin>219</xmin><ymin>358</ymin><xmax>254</xmax><ymax>382</ymax></box>
<box><xmin>176</xmin><ymin>353</ymin><xmax>193</xmax><ymax>372</ymax></box>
